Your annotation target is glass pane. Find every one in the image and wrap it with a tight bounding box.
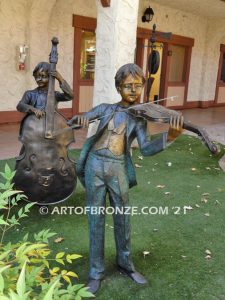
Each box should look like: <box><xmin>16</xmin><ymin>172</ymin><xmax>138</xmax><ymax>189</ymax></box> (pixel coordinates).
<box><xmin>80</xmin><ymin>31</ymin><xmax>96</xmax><ymax>80</ymax></box>
<box><xmin>169</xmin><ymin>45</ymin><xmax>185</xmax><ymax>82</ymax></box>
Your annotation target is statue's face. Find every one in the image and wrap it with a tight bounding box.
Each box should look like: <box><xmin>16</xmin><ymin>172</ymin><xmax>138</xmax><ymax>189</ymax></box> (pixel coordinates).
<box><xmin>34</xmin><ymin>68</ymin><xmax>49</xmax><ymax>89</ymax></box>
<box><xmin>119</xmin><ymin>74</ymin><xmax>143</xmax><ymax>105</ymax></box>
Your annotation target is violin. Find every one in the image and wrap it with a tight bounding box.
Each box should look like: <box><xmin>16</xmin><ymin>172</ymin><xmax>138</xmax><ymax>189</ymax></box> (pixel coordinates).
<box><xmin>127</xmin><ymin>102</ymin><xmax>219</xmax><ymax>154</ymax></box>
<box><xmin>14</xmin><ymin>38</ymin><xmax>76</xmax><ymax>205</ymax></box>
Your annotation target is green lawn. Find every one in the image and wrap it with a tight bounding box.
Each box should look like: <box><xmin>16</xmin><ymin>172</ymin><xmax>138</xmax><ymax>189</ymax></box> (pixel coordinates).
<box><xmin>1</xmin><ymin>135</ymin><xmax>225</xmax><ymax>300</ymax></box>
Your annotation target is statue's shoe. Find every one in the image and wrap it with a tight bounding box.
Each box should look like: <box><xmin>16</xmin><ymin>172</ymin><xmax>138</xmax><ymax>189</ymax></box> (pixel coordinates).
<box><xmin>118</xmin><ymin>266</ymin><xmax>147</xmax><ymax>284</ymax></box>
<box><xmin>87</xmin><ymin>279</ymin><xmax>101</xmax><ymax>294</ymax></box>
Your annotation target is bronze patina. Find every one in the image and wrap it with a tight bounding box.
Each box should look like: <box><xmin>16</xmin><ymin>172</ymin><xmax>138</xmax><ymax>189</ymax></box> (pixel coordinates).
<box><xmin>67</xmin><ymin>63</ymin><xmax>184</xmax><ymax>294</ymax></box>
<box><xmin>14</xmin><ymin>38</ymin><xmax>76</xmax><ymax>205</ymax></box>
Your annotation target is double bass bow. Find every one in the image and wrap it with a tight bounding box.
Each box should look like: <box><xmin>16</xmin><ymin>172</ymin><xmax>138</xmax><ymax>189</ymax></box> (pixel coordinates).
<box><xmin>14</xmin><ymin>38</ymin><xmax>76</xmax><ymax>205</ymax></box>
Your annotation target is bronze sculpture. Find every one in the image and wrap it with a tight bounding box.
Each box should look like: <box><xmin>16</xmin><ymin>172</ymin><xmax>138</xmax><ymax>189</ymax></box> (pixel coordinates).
<box><xmin>68</xmin><ymin>63</ymin><xmax>184</xmax><ymax>294</ymax></box>
<box><xmin>14</xmin><ymin>38</ymin><xmax>76</xmax><ymax>205</ymax></box>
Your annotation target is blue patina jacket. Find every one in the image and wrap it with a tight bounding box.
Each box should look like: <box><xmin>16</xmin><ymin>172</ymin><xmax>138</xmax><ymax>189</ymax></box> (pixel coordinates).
<box><xmin>16</xmin><ymin>81</ymin><xmax>73</xmax><ymax>113</ymax></box>
<box><xmin>77</xmin><ymin>103</ymin><xmax>166</xmax><ymax>189</ymax></box>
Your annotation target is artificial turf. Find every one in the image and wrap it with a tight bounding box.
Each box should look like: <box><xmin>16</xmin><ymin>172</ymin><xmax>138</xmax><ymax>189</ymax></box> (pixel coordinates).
<box><xmin>1</xmin><ymin>135</ymin><xmax>225</xmax><ymax>300</ymax></box>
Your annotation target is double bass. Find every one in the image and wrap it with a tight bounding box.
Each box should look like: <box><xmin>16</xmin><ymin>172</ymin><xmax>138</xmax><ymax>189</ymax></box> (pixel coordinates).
<box><xmin>14</xmin><ymin>38</ymin><xmax>76</xmax><ymax>205</ymax></box>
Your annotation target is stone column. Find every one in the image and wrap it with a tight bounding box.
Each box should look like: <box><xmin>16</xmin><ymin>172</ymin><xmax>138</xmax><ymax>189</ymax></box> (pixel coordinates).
<box><xmin>93</xmin><ymin>0</ymin><xmax>139</xmax><ymax>106</ymax></box>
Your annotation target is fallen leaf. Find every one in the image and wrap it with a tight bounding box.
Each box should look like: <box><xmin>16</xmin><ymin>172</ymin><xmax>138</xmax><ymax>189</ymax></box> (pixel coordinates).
<box><xmin>153</xmin><ymin>228</ymin><xmax>158</xmax><ymax>232</ymax></box>
<box><xmin>196</xmin><ymin>185</ymin><xmax>201</xmax><ymax>188</ymax></box>
<box><xmin>191</xmin><ymin>168</ymin><xmax>197</xmax><ymax>171</ymax></box>
<box><xmin>135</xmin><ymin>163</ymin><xmax>142</xmax><ymax>168</ymax></box>
<box><xmin>204</xmin><ymin>213</ymin><xmax>210</xmax><ymax>217</ymax></box>
<box><xmin>181</xmin><ymin>255</ymin><xmax>187</xmax><ymax>258</ymax></box>
<box><xmin>147</xmin><ymin>181</ymin><xmax>151</xmax><ymax>184</ymax></box>
<box><xmin>195</xmin><ymin>204</ymin><xmax>200</xmax><ymax>208</ymax></box>
<box><xmin>215</xmin><ymin>200</ymin><xmax>221</xmax><ymax>205</ymax></box>
<box><xmin>167</xmin><ymin>162</ymin><xmax>172</xmax><ymax>167</ymax></box>
<box><xmin>202</xmin><ymin>193</ymin><xmax>210</xmax><ymax>196</ymax></box>
<box><xmin>143</xmin><ymin>251</ymin><xmax>150</xmax><ymax>258</ymax></box>
<box><xmin>156</xmin><ymin>185</ymin><xmax>165</xmax><ymax>189</ymax></box>
<box><xmin>201</xmin><ymin>198</ymin><xmax>208</xmax><ymax>203</ymax></box>
<box><xmin>214</xmin><ymin>167</ymin><xmax>220</xmax><ymax>170</ymax></box>
<box><xmin>164</xmin><ymin>192</ymin><xmax>170</xmax><ymax>195</ymax></box>
<box><xmin>109</xmin><ymin>225</ymin><xmax>114</xmax><ymax>229</ymax></box>
<box><xmin>138</xmin><ymin>155</ymin><xmax>143</xmax><ymax>160</ymax></box>
<box><xmin>206</xmin><ymin>167</ymin><xmax>211</xmax><ymax>170</ymax></box>
<box><xmin>54</xmin><ymin>237</ymin><xmax>64</xmax><ymax>243</ymax></box>
<box><xmin>205</xmin><ymin>249</ymin><xmax>212</xmax><ymax>255</ymax></box>
<box><xmin>205</xmin><ymin>255</ymin><xmax>212</xmax><ymax>260</ymax></box>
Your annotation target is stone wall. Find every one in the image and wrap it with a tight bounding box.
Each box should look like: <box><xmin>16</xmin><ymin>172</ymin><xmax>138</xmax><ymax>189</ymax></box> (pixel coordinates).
<box><xmin>0</xmin><ymin>0</ymin><xmax>97</xmax><ymax>111</ymax></box>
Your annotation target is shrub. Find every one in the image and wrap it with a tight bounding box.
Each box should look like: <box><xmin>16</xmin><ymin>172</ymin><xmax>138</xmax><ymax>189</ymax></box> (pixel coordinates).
<box><xmin>0</xmin><ymin>164</ymin><xmax>94</xmax><ymax>299</ymax></box>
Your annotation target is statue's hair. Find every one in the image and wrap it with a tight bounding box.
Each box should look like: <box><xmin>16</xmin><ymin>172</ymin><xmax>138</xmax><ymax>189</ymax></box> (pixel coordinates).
<box><xmin>115</xmin><ymin>63</ymin><xmax>146</xmax><ymax>88</ymax></box>
<box><xmin>33</xmin><ymin>62</ymin><xmax>50</xmax><ymax>77</ymax></box>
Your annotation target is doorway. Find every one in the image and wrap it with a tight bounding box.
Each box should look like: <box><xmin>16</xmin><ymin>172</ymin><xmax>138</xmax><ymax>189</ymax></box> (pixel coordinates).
<box><xmin>136</xmin><ymin>27</ymin><xmax>194</xmax><ymax>108</ymax></box>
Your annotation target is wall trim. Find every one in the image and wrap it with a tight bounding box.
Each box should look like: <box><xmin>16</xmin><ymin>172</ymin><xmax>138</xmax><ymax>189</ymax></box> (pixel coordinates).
<box><xmin>72</xmin><ymin>15</ymin><xmax>97</xmax><ymax>29</ymax></box>
<box><xmin>0</xmin><ymin>108</ymin><xmax>73</xmax><ymax>124</ymax></box>
<box><xmin>137</xmin><ymin>27</ymin><xmax>194</xmax><ymax>47</ymax></box>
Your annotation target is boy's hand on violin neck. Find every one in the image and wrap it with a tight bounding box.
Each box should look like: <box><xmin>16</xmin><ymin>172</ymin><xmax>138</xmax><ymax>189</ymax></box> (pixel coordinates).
<box><xmin>167</xmin><ymin>115</ymin><xmax>184</xmax><ymax>142</ymax></box>
<box><xmin>67</xmin><ymin>115</ymin><xmax>89</xmax><ymax>128</ymax></box>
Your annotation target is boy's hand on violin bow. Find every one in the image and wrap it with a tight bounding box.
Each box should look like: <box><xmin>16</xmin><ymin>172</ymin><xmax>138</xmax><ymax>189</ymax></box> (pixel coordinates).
<box><xmin>167</xmin><ymin>115</ymin><xmax>184</xmax><ymax>142</ymax></box>
<box><xmin>67</xmin><ymin>115</ymin><xmax>89</xmax><ymax>128</ymax></box>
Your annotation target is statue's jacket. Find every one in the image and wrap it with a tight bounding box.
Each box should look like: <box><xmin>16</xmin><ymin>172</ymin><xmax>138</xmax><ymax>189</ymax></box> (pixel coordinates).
<box><xmin>77</xmin><ymin>103</ymin><xmax>166</xmax><ymax>189</ymax></box>
<box><xmin>16</xmin><ymin>80</ymin><xmax>73</xmax><ymax>113</ymax></box>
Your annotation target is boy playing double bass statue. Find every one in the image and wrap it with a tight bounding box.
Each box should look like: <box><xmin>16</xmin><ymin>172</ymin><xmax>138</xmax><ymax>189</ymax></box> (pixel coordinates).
<box><xmin>68</xmin><ymin>63</ymin><xmax>183</xmax><ymax>294</ymax></box>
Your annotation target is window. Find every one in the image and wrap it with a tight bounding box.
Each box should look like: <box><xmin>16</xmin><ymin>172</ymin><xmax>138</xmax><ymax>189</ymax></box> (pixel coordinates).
<box><xmin>80</xmin><ymin>31</ymin><xmax>96</xmax><ymax>80</ymax></box>
<box><xmin>168</xmin><ymin>45</ymin><xmax>186</xmax><ymax>82</ymax></box>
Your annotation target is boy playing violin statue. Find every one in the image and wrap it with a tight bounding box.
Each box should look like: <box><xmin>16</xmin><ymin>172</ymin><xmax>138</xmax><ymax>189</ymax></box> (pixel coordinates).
<box><xmin>68</xmin><ymin>63</ymin><xmax>183</xmax><ymax>294</ymax></box>
<box><xmin>17</xmin><ymin>61</ymin><xmax>73</xmax><ymax>117</ymax></box>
